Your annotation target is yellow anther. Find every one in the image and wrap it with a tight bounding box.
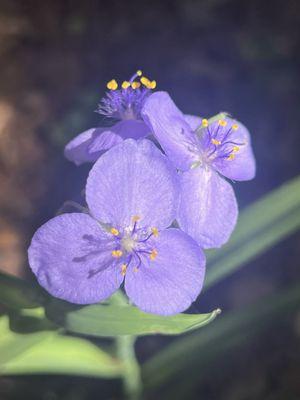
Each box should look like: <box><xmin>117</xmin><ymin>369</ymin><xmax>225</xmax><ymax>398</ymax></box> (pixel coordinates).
<box><xmin>110</xmin><ymin>227</ymin><xmax>119</xmax><ymax>236</ymax></box>
<box><xmin>107</xmin><ymin>79</ymin><xmax>118</xmax><ymax>90</ymax></box>
<box><xmin>202</xmin><ymin>118</ymin><xmax>209</xmax><ymax>127</ymax></box>
<box><xmin>131</xmin><ymin>81</ymin><xmax>141</xmax><ymax>89</ymax></box>
<box><xmin>140</xmin><ymin>76</ymin><xmax>151</xmax><ymax>87</ymax></box>
<box><xmin>136</xmin><ymin>70</ymin><xmax>142</xmax><ymax>76</ymax></box>
<box><xmin>233</xmin><ymin>146</ymin><xmax>240</xmax><ymax>152</ymax></box>
<box><xmin>232</xmin><ymin>124</ymin><xmax>239</xmax><ymax>130</ymax></box>
<box><xmin>149</xmin><ymin>80</ymin><xmax>156</xmax><ymax>89</ymax></box>
<box><xmin>121</xmin><ymin>264</ymin><xmax>127</xmax><ymax>276</ymax></box>
<box><xmin>151</xmin><ymin>227</ymin><xmax>159</xmax><ymax>237</ymax></box>
<box><xmin>219</xmin><ymin>119</ymin><xmax>227</xmax><ymax>127</ymax></box>
<box><xmin>211</xmin><ymin>139</ymin><xmax>221</xmax><ymax>146</ymax></box>
<box><xmin>227</xmin><ymin>153</ymin><xmax>235</xmax><ymax>161</ymax></box>
<box><xmin>132</xmin><ymin>215</ymin><xmax>141</xmax><ymax>222</ymax></box>
<box><xmin>122</xmin><ymin>81</ymin><xmax>131</xmax><ymax>89</ymax></box>
<box><xmin>150</xmin><ymin>249</ymin><xmax>158</xmax><ymax>261</ymax></box>
<box><xmin>112</xmin><ymin>250</ymin><xmax>123</xmax><ymax>258</ymax></box>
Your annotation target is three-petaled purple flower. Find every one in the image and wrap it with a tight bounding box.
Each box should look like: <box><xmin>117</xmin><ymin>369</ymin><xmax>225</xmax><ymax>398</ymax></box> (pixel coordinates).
<box><xmin>64</xmin><ymin>71</ymin><xmax>156</xmax><ymax>165</ymax></box>
<box><xmin>29</xmin><ymin>139</ymin><xmax>205</xmax><ymax>315</ymax></box>
<box><xmin>142</xmin><ymin>91</ymin><xmax>256</xmax><ymax>248</ymax></box>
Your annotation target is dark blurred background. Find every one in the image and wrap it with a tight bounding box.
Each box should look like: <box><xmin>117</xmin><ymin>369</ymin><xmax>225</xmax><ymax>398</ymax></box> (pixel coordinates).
<box><xmin>0</xmin><ymin>0</ymin><xmax>300</xmax><ymax>399</ymax></box>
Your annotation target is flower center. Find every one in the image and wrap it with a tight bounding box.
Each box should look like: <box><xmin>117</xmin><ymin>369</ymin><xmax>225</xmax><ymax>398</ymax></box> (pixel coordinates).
<box><xmin>121</xmin><ymin>236</ymin><xmax>136</xmax><ymax>252</ymax></box>
<box><xmin>97</xmin><ymin>70</ymin><xmax>156</xmax><ymax>122</ymax></box>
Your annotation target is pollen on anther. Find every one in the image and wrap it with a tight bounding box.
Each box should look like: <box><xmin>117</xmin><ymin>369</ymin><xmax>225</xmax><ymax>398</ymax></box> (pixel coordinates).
<box><xmin>150</xmin><ymin>80</ymin><xmax>156</xmax><ymax>89</ymax></box>
<box><xmin>227</xmin><ymin>153</ymin><xmax>235</xmax><ymax>161</ymax></box>
<box><xmin>211</xmin><ymin>138</ymin><xmax>221</xmax><ymax>145</ymax></box>
<box><xmin>132</xmin><ymin>215</ymin><xmax>141</xmax><ymax>222</ymax></box>
<box><xmin>121</xmin><ymin>264</ymin><xmax>127</xmax><ymax>276</ymax></box>
<box><xmin>131</xmin><ymin>81</ymin><xmax>141</xmax><ymax>89</ymax></box>
<box><xmin>110</xmin><ymin>227</ymin><xmax>119</xmax><ymax>236</ymax></box>
<box><xmin>122</xmin><ymin>81</ymin><xmax>130</xmax><ymax>89</ymax></box>
<box><xmin>233</xmin><ymin>146</ymin><xmax>240</xmax><ymax>152</ymax></box>
<box><xmin>151</xmin><ymin>227</ymin><xmax>159</xmax><ymax>237</ymax></box>
<box><xmin>136</xmin><ymin>70</ymin><xmax>142</xmax><ymax>76</ymax></box>
<box><xmin>219</xmin><ymin>119</ymin><xmax>227</xmax><ymax>127</ymax></box>
<box><xmin>232</xmin><ymin>124</ymin><xmax>239</xmax><ymax>130</ymax></box>
<box><xmin>107</xmin><ymin>79</ymin><xmax>118</xmax><ymax>90</ymax></box>
<box><xmin>202</xmin><ymin>119</ymin><xmax>208</xmax><ymax>127</ymax></box>
<box><xmin>150</xmin><ymin>249</ymin><xmax>158</xmax><ymax>261</ymax></box>
<box><xmin>112</xmin><ymin>250</ymin><xmax>123</xmax><ymax>258</ymax></box>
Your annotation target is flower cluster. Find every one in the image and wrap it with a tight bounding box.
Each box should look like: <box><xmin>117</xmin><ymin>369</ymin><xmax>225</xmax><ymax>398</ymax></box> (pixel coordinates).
<box><xmin>28</xmin><ymin>71</ymin><xmax>255</xmax><ymax>315</ymax></box>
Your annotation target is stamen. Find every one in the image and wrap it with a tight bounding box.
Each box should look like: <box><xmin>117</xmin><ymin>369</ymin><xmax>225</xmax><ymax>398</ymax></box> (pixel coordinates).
<box><xmin>211</xmin><ymin>138</ymin><xmax>221</xmax><ymax>145</ymax></box>
<box><xmin>136</xmin><ymin>70</ymin><xmax>142</xmax><ymax>76</ymax></box>
<box><xmin>121</xmin><ymin>264</ymin><xmax>127</xmax><ymax>276</ymax></box>
<box><xmin>140</xmin><ymin>76</ymin><xmax>151</xmax><ymax>87</ymax></box>
<box><xmin>227</xmin><ymin>153</ymin><xmax>235</xmax><ymax>161</ymax></box>
<box><xmin>232</xmin><ymin>124</ymin><xmax>239</xmax><ymax>130</ymax></box>
<box><xmin>202</xmin><ymin>118</ymin><xmax>209</xmax><ymax>127</ymax></box>
<box><xmin>110</xmin><ymin>227</ymin><xmax>119</xmax><ymax>236</ymax></box>
<box><xmin>150</xmin><ymin>249</ymin><xmax>158</xmax><ymax>261</ymax></box>
<box><xmin>107</xmin><ymin>79</ymin><xmax>118</xmax><ymax>90</ymax></box>
<box><xmin>131</xmin><ymin>81</ymin><xmax>141</xmax><ymax>89</ymax></box>
<box><xmin>121</xmin><ymin>81</ymin><xmax>131</xmax><ymax>89</ymax></box>
<box><xmin>112</xmin><ymin>250</ymin><xmax>123</xmax><ymax>258</ymax></box>
<box><xmin>149</xmin><ymin>80</ymin><xmax>156</xmax><ymax>89</ymax></box>
<box><xmin>132</xmin><ymin>215</ymin><xmax>141</xmax><ymax>222</ymax></box>
<box><xmin>151</xmin><ymin>227</ymin><xmax>159</xmax><ymax>237</ymax></box>
<box><xmin>218</xmin><ymin>119</ymin><xmax>227</xmax><ymax>127</ymax></box>
<box><xmin>232</xmin><ymin>146</ymin><xmax>240</xmax><ymax>152</ymax></box>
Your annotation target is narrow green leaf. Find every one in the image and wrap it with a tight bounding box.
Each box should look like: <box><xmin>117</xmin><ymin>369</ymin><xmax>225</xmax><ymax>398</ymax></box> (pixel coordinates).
<box><xmin>0</xmin><ymin>271</ymin><xmax>45</xmax><ymax>309</ymax></box>
<box><xmin>205</xmin><ymin>175</ymin><xmax>300</xmax><ymax>288</ymax></box>
<box><xmin>0</xmin><ymin>315</ymin><xmax>123</xmax><ymax>378</ymax></box>
<box><xmin>143</xmin><ymin>283</ymin><xmax>300</xmax><ymax>393</ymax></box>
<box><xmin>46</xmin><ymin>299</ymin><xmax>220</xmax><ymax>337</ymax></box>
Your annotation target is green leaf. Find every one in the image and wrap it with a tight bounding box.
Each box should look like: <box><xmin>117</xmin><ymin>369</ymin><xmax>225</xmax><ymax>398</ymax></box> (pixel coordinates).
<box><xmin>205</xmin><ymin>175</ymin><xmax>300</xmax><ymax>289</ymax></box>
<box><xmin>0</xmin><ymin>315</ymin><xmax>123</xmax><ymax>378</ymax></box>
<box><xmin>46</xmin><ymin>298</ymin><xmax>220</xmax><ymax>337</ymax></box>
<box><xmin>142</xmin><ymin>283</ymin><xmax>300</xmax><ymax>394</ymax></box>
<box><xmin>0</xmin><ymin>271</ymin><xmax>45</xmax><ymax>309</ymax></box>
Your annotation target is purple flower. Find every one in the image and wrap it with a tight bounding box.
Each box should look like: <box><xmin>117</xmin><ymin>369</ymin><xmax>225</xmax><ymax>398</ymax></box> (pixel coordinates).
<box><xmin>64</xmin><ymin>71</ymin><xmax>156</xmax><ymax>166</ymax></box>
<box><xmin>29</xmin><ymin>139</ymin><xmax>205</xmax><ymax>315</ymax></box>
<box><xmin>142</xmin><ymin>91</ymin><xmax>256</xmax><ymax>249</ymax></box>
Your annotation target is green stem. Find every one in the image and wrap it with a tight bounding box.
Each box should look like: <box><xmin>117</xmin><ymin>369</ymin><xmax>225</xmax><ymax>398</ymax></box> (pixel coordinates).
<box><xmin>113</xmin><ymin>291</ymin><xmax>142</xmax><ymax>400</ymax></box>
<box><xmin>117</xmin><ymin>335</ymin><xmax>142</xmax><ymax>400</ymax></box>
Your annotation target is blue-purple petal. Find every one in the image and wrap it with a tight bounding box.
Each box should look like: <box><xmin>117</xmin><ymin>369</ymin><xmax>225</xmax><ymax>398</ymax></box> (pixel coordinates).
<box><xmin>177</xmin><ymin>167</ymin><xmax>238</xmax><ymax>248</ymax></box>
<box><xmin>142</xmin><ymin>91</ymin><xmax>197</xmax><ymax>171</ymax></box>
<box><xmin>124</xmin><ymin>228</ymin><xmax>206</xmax><ymax>315</ymax></box>
<box><xmin>28</xmin><ymin>213</ymin><xmax>123</xmax><ymax>303</ymax></box>
<box><xmin>184</xmin><ymin>114</ymin><xmax>202</xmax><ymax>131</ymax></box>
<box><xmin>86</xmin><ymin>139</ymin><xmax>179</xmax><ymax>230</ymax></box>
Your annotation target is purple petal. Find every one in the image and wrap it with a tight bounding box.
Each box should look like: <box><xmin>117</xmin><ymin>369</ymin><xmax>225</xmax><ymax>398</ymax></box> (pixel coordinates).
<box><xmin>64</xmin><ymin>127</ymin><xmax>123</xmax><ymax>166</ymax></box>
<box><xmin>184</xmin><ymin>114</ymin><xmax>202</xmax><ymax>131</ymax></box>
<box><xmin>112</xmin><ymin>119</ymin><xmax>150</xmax><ymax>140</ymax></box>
<box><xmin>124</xmin><ymin>228</ymin><xmax>205</xmax><ymax>315</ymax></box>
<box><xmin>177</xmin><ymin>167</ymin><xmax>238</xmax><ymax>249</ymax></box>
<box><xmin>211</xmin><ymin>119</ymin><xmax>256</xmax><ymax>181</ymax></box>
<box><xmin>28</xmin><ymin>213</ymin><xmax>123</xmax><ymax>304</ymax></box>
<box><xmin>142</xmin><ymin>91</ymin><xmax>196</xmax><ymax>171</ymax></box>
<box><xmin>86</xmin><ymin>139</ymin><xmax>179</xmax><ymax>230</ymax></box>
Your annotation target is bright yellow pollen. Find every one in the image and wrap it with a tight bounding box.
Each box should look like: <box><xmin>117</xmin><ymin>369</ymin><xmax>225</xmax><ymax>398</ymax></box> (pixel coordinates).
<box><xmin>131</xmin><ymin>81</ymin><xmax>141</xmax><ymax>89</ymax></box>
<box><xmin>140</xmin><ymin>76</ymin><xmax>151</xmax><ymax>87</ymax></box>
<box><xmin>132</xmin><ymin>215</ymin><xmax>141</xmax><ymax>222</ymax></box>
<box><xmin>211</xmin><ymin>139</ymin><xmax>221</xmax><ymax>145</ymax></box>
<box><xmin>150</xmin><ymin>249</ymin><xmax>158</xmax><ymax>261</ymax></box>
<box><xmin>202</xmin><ymin>118</ymin><xmax>209</xmax><ymax>127</ymax></box>
<box><xmin>110</xmin><ymin>227</ymin><xmax>119</xmax><ymax>236</ymax></box>
<box><xmin>149</xmin><ymin>80</ymin><xmax>156</xmax><ymax>89</ymax></box>
<box><xmin>232</xmin><ymin>124</ymin><xmax>239</xmax><ymax>130</ymax></box>
<box><xmin>233</xmin><ymin>146</ymin><xmax>240</xmax><ymax>152</ymax></box>
<box><xmin>219</xmin><ymin>119</ymin><xmax>227</xmax><ymax>127</ymax></box>
<box><xmin>227</xmin><ymin>153</ymin><xmax>235</xmax><ymax>161</ymax></box>
<box><xmin>151</xmin><ymin>227</ymin><xmax>159</xmax><ymax>237</ymax></box>
<box><xmin>112</xmin><ymin>250</ymin><xmax>123</xmax><ymax>258</ymax></box>
<box><xmin>107</xmin><ymin>79</ymin><xmax>118</xmax><ymax>90</ymax></box>
<box><xmin>121</xmin><ymin>264</ymin><xmax>127</xmax><ymax>276</ymax></box>
<box><xmin>136</xmin><ymin>70</ymin><xmax>142</xmax><ymax>76</ymax></box>
<box><xmin>122</xmin><ymin>81</ymin><xmax>131</xmax><ymax>89</ymax></box>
